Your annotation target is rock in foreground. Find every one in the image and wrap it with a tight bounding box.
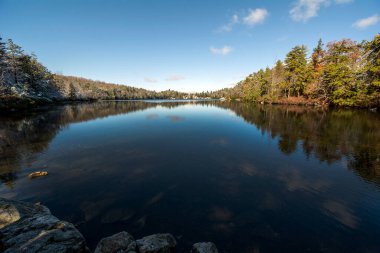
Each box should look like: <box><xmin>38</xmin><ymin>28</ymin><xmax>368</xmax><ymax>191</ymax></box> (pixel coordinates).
<box><xmin>95</xmin><ymin>231</ymin><xmax>136</xmax><ymax>253</ymax></box>
<box><xmin>191</xmin><ymin>242</ymin><xmax>219</xmax><ymax>253</ymax></box>
<box><xmin>136</xmin><ymin>233</ymin><xmax>176</xmax><ymax>253</ymax></box>
<box><xmin>0</xmin><ymin>198</ymin><xmax>88</xmax><ymax>253</ymax></box>
<box><xmin>0</xmin><ymin>198</ymin><xmax>219</xmax><ymax>253</ymax></box>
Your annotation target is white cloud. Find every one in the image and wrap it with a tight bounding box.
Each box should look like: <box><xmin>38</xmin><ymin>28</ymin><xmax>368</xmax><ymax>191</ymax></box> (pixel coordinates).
<box><xmin>144</xmin><ymin>77</ymin><xmax>157</xmax><ymax>83</ymax></box>
<box><xmin>165</xmin><ymin>75</ymin><xmax>185</xmax><ymax>81</ymax></box>
<box><xmin>243</xmin><ymin>8</ymin><xmax>269</xmax><ymax>26</ymax></box>
<box><xmin>217</xmin><ymin>8</ymin><xmax>269</xmax><ymax>32</ymax></box>
<box><xmin>219</xmin><ymin>14</ymin><xmax>239</xmax><ymax>32</ymax></box>
<box><xmin>210</xmin><ymin>46</ymin><xmax>233</xmax><ymax>56</ymax></box>
<box><xmin>353</xmin><ymin>14</ymin><xmax>380</xmax><ymax>29</ymax></box>
<box><xmin>290</xmin><ymin>0</ymin><xmax>329</xmax><ymax>22</ymax></box>
<box><xmin>290</xmin><ymin>0</ymin><xmax>352</xmax><ymax>22</ymax></box>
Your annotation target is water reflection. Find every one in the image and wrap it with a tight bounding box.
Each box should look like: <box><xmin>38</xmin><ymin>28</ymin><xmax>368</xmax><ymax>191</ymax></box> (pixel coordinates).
<box><xmin>0</xmin><ymin>101</ymin><xmax>380</xmax><ymax>252</ymax></box>
<box><xmin>0</xmin><ymin>101</ymin><xmax>157</xmax><ymax>187</ymax></box>
<box><xmin>220</xmin><ymin>103</ymin><xmax>380</xmax><ymax>185</ymax></box>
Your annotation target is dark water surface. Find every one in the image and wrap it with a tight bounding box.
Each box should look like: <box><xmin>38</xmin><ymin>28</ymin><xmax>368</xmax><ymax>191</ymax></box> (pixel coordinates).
<box><xmin>1</xmin><ymin>101</ymin><xmax>380</xmax><ymax>253</ymax></box>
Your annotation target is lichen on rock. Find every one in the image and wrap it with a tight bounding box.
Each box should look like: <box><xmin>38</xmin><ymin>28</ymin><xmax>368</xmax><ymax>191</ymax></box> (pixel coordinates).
<box><xmin>0</xmin><ymin>198</ymin><xmax>88</xmax><ymax>253</ymax></box>
<box><xmin>191</xmin><ymin>242</ymin><xmax>219</xmax><ymax>253</ymax></box>
<box><xmin>136</xmin><ymin>233</ymin><xmax>176</xmax><ymax>253</ymax></box>
<box><xmin>94</xmin><ymin>231</ymin><xmax>137</xmax><ymax>253</ymax></box>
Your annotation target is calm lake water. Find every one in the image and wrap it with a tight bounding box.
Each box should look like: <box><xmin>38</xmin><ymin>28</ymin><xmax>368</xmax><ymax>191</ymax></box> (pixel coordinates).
<box><xmin>1</xmin><ymin>101</ymin><xmax>380</xmax><ymax>253</ymax></box>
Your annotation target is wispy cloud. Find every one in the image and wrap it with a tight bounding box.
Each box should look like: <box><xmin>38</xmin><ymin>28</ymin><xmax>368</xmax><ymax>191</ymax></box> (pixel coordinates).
<box><xmin>290</xmin><ymin>0</ymin><xmax>329</xmax><ymax>22</ymax></box>
<box><xmin>353</xmin><ymin>14</ymin><xmax>379</xmax><ymax>29</ymax></box>
<box><xmin>144</xmin><ymin>77</ymin><xmax>157</xmax><ymax>83</ymax></box>
<box><xmin>243</xmin><ymin>8</ymin><xmax>269</xmax><ymax>26</ymax></box>
<box><xmin>219</xmin><ymin>14</ymin><xmax>239</xmax><ymax>32</ymax></box>
<box><xmin>210</xmin><ymin>46</ymin><xmax>233</xmax><ymax>56</ymax></box>
<box><xmin>217</xmin><ymin>8</ymin><xmax>268</xmax><ymax>32</ymax></box>
<box><xmin>165</xmin><ymin>75</ymin><xmax>185</xmax><ymax>81</ymax></box>
<box><xmin>290</xmin><ymin>0</ymin><xmax>352</xmax><ymax>22</ymax></box>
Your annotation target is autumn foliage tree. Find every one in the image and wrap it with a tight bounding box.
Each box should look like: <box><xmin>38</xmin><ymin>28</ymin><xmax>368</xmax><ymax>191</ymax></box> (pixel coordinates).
<box><xmin>363</xmin><ymin>34</ymin><xmax>380</xmax><ymax>106</ymax></box>
<box><xmin>306</xmin><ymin>39</ymin><xmax>325</xmax><ymax>98</ymax></box>
<box><xmin>1</xmin><ymin>35</ymin><xmax>379</xmax><ymax>107</ymax></box>
<box><xmin>231</xmin><ymin>34</ymin><xmax>380</xmax><ymax>107</ymax></box>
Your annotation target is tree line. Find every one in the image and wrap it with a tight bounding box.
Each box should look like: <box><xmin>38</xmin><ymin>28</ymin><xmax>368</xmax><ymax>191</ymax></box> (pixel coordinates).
<box><xmin>53</xmin><ymin>75</ymin><xmax>188</xmax><ymax>100</ymax></box>
<box><xmin>0</xmin><ymin>38</ymin><xmax>54</xmax><ymax>97</ymax></box>
<box><xmin>0</xmin><ymin>37</ymin><xmax>191</xmax><ymax>102</ymax></box>
<box><xmin>217</xmin><ymin>34</ymin><xmax>380</xmax><ymax>107</ymax></box>
<box><xmin>1</xmin><ymin>35</ymin><xmax>379</xmax><ymax>107</ymax></box>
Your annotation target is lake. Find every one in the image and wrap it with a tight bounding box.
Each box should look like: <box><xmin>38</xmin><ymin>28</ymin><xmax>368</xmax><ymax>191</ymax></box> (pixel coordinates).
<box><xmin>1</xmin><ymin>101</ymin><xmax>380</xmax><ymax>253</ymax></box>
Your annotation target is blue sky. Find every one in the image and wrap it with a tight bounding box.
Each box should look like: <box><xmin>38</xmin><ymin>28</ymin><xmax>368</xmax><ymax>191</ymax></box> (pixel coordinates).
<box><xmin>0</xmin><ymin>0</ymin><xmax>379</xmax><ymax>92</ymax></box>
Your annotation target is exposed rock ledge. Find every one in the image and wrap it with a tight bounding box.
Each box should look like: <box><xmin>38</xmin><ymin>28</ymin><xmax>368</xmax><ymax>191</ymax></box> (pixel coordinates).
<box><xmin>0</xmin><ymin>198</ymin><xmax>88</xmax><ymax>253</ymax></box>
<box><xmin>0</xmin><ymin>198</ymin><xmax>218</xmax><ymax>253</ymax></box>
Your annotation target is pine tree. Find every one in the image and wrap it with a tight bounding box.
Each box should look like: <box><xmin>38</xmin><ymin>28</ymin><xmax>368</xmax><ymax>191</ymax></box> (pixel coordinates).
<box><xmin>364</xmin><ymin>34</ymin><xmax>380</xmax><ymax>93</ymax></box>
<box><xmin>272</xmin><ymin>60</ymin><xmax>285</xmax><ymax>97</ymax></box>
<box><xmin>242</xmin><ymin>73</ymin><xmax>261</xmax><ymax>101</ymax></box>
<box><xmin>312</xmin><ymin>39</ymin><xmax>324</xmax><ymax>71</ymax></box>
<box><xmin>256</xmin><ymin>68</ymin><xmax>271</xmax><ymax>97</ymax></box>
<box><xmin>263</xmin><ymin>67</ymin><xmax>272</xmax><ymax>96</ymax></box>
<box><xmin>0</xmin><ymin>37</ymin><xmax>7</xmax><ymax>88</ymax></box>
<box><xmin>284</xmin><ymin>45</ymin><xmax>308</xmax><ymax>97</ymax></box>
<box><xmin>20</xmin><ymin>53</ymin><xmax>52</xmax><ymax>90</ymax></box>
<box><xmin>6</xmin><ymin>39</ymin><xmax>24</xmax><ymax>84</ymax></box>
<box><xmin>305</xmin><ymin>39</ymin><xmax>326</xmax><ymax>98</ymax></box>
<box><xmin>323</xmin><ymin>39</ymin><xmax>361</xmax><ymax>106</ymax></box>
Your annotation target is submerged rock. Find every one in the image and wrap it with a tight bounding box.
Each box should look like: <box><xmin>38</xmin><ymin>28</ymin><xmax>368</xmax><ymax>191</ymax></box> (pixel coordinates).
<box><xmin>136</xmin><ymin>233</ymin><xmax>176</xmax><ymax>253</ymax></box>
<box><xmin>28</xmin><ymin>171</ymin><xmax>48</xmax><ymax>179</ymax></box>
<box><xmin>191</xmin><ymin>242</ymin><xmax>219</xmax><ymax>253</ymax></box>
<box><xmin>0</xmin><ymin>198</ymin><xmax>88</xmax><ymax>253</ymax></box>
<box><xmin>95</xmin><ymin>231</ymin><xmax>136</xmax><ymax>253</ymax></box>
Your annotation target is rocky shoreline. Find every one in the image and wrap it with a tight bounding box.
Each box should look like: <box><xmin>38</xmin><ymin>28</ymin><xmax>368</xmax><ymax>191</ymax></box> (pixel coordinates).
<box><xmin>0</xmin><ymin>198</ymin><xmax>218</xmax><ymax>253</ymax></box>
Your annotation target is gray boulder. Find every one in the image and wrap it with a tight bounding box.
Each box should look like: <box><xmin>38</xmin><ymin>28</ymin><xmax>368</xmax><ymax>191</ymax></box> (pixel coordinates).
<box><xmin>95</xmin><ymin>231</ymin><xmax>137</xmax><ymax>253</ymax></box>
<box><xmin>191</xmin><ymin>242</ymin><xmax>218</xmax><ymax>253</ymax></box>
<box><xmin>136</xmin><ymin>233</ymin><xmax>176</xmax><ymax>253</ymax></box>
<box><xmin>0</xmin><ymin>198</ymin><xmax>88</xmax><ymax>253</ymax></box>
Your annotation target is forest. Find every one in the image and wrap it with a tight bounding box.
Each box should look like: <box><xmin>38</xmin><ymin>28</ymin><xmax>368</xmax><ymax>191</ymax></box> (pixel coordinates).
<box><xmin>0</xmin><ymin>34</ymin><xmax>379</xmax><ymax>107</ymax></box>
<box><xmin>0</xmin><ymin>37</ymin><xmax>189</xmax><ymax>104</ymax></box>
<box><xmin>213</xmin><ymin>34</ymin><xmax>380</xmax><ymax>107</ymax></box>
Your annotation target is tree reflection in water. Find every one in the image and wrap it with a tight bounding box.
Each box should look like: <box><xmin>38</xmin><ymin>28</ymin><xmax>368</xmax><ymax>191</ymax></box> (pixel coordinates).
<box><xmin>1</xmin><ymin>101</ymin><xmax>379</xmax><ymax>188</ymax></box>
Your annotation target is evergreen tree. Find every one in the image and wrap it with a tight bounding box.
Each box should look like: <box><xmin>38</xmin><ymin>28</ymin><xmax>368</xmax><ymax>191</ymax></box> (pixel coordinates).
<box><xmin>19</xmin><ymin>53</ymin><xmax>52</xmax><ymax>90</ymax></box>
<box><xmin>323</xmin><ymin>39</ymin><xmax>361</xmax><ymax>106</ymax></box>
<box><xmin>271</xmin><ymin>60</ymin><xmax>285</xmax><ymax>97</ymax></box>
<box><xmin>263</xmin><ymin>67</ymin><xmax>272</xmax><ymax>96</ymax></box>
<box><xmin>6</xmin><ymin>39</ymin><xmax>24</xmax><ymax>84</ymax></box>
<box><xmin>364</xmin><ymin>34</ymin><xmax>380</xmax><ymax>97</ymax></box>
<box><xmin>284</xmin><ymin>45</ymin><xmax>308</xmax><ymax>97</ymax></box>
<box><xmin>306</xmin><ymin>39</ymin><xmax>326</xmax><ymax>98</ymax></box>
<box><xmin>0</xmin><ymin>37</ymin><xmax>7</xmax><ymax>88</ymax></box>
<box><xmin>312</xmin><ymin>39</ymin><xmax>324</xmax><ymax>71</ymax></box>
<box><xmin>242</xmin><ymin>74</ymin><xmax>261</xmax><ymax>101</ymax></box>
<box><xmin>256</xmin><ymin>68</ymin><xmax>271</xmax><ymax>97</ymax></box>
